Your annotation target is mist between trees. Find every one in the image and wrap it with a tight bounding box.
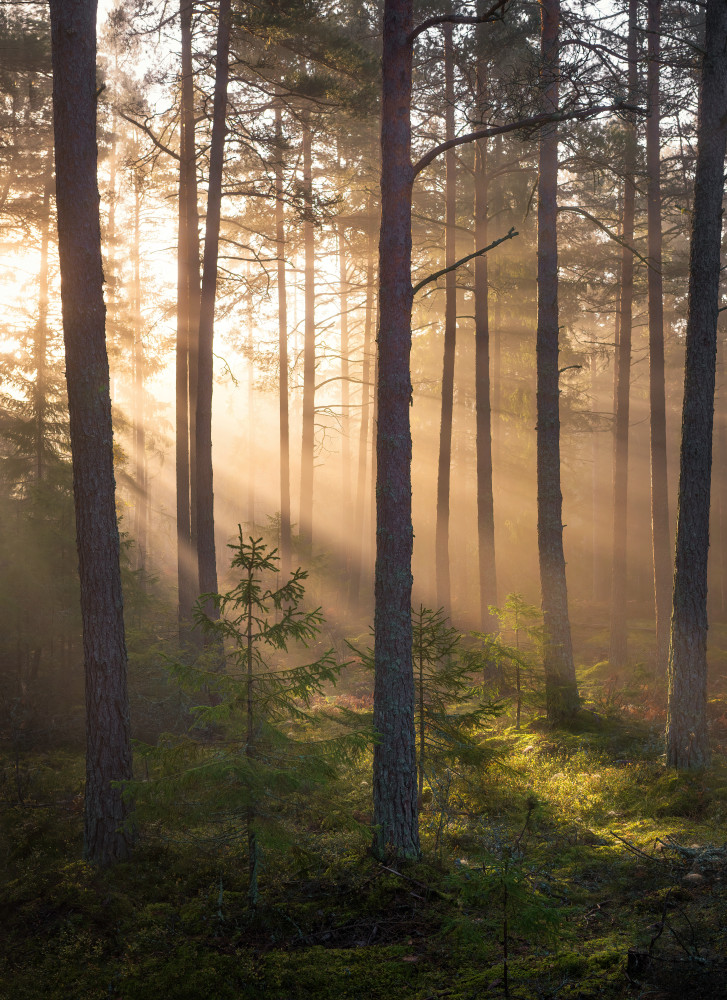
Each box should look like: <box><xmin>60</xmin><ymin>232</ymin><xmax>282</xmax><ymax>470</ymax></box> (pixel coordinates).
<box><xmin>2</xmin><ymin>1</ymin><xmax>727</xmax><ymax>986</ymax></box>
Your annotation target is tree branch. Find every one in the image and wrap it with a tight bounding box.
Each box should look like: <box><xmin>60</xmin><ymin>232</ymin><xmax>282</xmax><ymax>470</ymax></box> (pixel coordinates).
<box><xmin>115</xmin><ymin>109</ymin><xmax>180</xmax><ymax>162</ymax></box>
<box><xmin>408</xmin><ymin>0</ymin><xmax>509</xmax><ymax>43</ymax></box>
<box><xmin>558</xmin><ymin>205</ymin><xmax>653</xmax><ymax>269</ymax></box>
<box><xmin>412</xmin><ymin>227</ymin><xmax>518</xmax><ymax>296</ymax></box>
<box><xmin>413</xmin><ymin>102</ymin><xmax>642</xmax><ymax>177</ymax></box>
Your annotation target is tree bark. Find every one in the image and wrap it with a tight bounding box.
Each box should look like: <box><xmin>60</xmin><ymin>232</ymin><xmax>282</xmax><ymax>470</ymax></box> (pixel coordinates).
<box><xmin>536</xmin><ymin>0</ymin><xmax>579</xmax><ymax>722</ymax></box>
<box><xmin>646</xmin><ymin>0</ymin><xmax>671</xmax><ymax>674</ymax></box>
<box><xmin>49</xmin><ymin>0</ymin><xmax>133</xmax><ymax>865</ymax></box>
<box><xmin>299</xmin><ymin>117</ymin><xmax>316</xmax><ymax>555</ymax></box>
<box><xmin>196</xmin><ymin>0</ymin><xmax>231</xmax><ymax>604</ymax></box>
<box><xmin>176</xmin><ymin>0</ymin><xmax>198</xmax><ymax>626</ymax></box>
<box><xmin>34</xmin><ymin>151</ymin><xmax>53</xmax><ymax>483</ymax></box>
<box><xmin>474</xmin><ymin>45</ymin><xmax>497</xmax><ymax>631</ymax></box>
<box><xmin>435</xmin><ymin>20</ymin><xmax>457</xmax><ymax>612</ymax></box>
<box><xmin>338</xmin><ymin>214</ymin><xmax>351</xmax><ymax>561</ymax></box>
<box><xmin>350</xmin><ymin>197</ymin><xmax>376</xmax><ymax>609</ymax></box>
<box><xmin>373</xmin><ymin>0</ymin><xmax>420</xmax><ymax>859</ymax></box>
<box><xmin>609</xmin><ymin>0</ymin><xmax>637</xmax><ymax>670</ymax></box>
<box><xmin>275</xmin><ymin>104</ymin><xmax>291</xmax><ymax>576</ymax></box>
<box><xmin>666</xmin><ymin>0</ymin><xmax>727</xmax><ymax>770</ymax></box>
<box><xmin>132</xmin><ymin>168</ymin><xmax>146</xmax><ymax>577</ymax></box>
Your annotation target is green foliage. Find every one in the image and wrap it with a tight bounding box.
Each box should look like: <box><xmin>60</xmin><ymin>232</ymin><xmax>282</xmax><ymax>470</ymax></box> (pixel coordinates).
<box><xmin>411</xmin><ymin>606</ymin><xmax>502</xmax><ymax>796</ymax></box>
<box><xmin>466</xmin><ymin>594</ymin><xmax>544</xmax><ymax>730</ymax></box>
<box><xmin>130</xmin><ymin>532</ymin><xmax>367</xmax><ymax>904</ymax></box>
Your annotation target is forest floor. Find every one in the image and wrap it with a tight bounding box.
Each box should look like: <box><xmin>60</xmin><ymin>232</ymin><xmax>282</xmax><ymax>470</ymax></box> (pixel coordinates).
<box><xmin>2</xmin><ymin>627</ymin><xmax>727</xmax><ymax>1000</ymax></box>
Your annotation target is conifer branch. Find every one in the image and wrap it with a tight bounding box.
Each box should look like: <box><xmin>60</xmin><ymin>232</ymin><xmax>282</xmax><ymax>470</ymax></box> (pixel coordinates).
<box><xmin>412</xmin><ymin>227</ymin><xmax>518</xmax><ymax>296</ymax></box>
<box><xmin>413</xmin><ymin>103</ymin><xmax>642</xmax><ymax>176</ymax></box>
<box><xmin>408</xmin><ymin>0</ymin><xmax>509</xmax><ymax>43</ymax></box>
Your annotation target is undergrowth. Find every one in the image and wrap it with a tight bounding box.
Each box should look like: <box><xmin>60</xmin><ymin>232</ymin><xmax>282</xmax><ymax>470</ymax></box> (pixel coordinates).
<box><xmin>3</xmin><ymin>695</ymin><xmax>727</xmax><ymax>999</ymax></box>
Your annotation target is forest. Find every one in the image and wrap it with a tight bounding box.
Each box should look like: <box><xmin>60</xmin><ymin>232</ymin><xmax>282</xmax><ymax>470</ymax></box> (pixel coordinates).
<box><xmin>2</xmin><ymin>0</ymin><xmax>727</xmax><ymax>996</ymax></box>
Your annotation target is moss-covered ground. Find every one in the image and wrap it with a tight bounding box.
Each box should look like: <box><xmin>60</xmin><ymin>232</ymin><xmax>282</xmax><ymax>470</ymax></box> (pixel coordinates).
<box><xmin>3</xmin><ymin>643</ymin><xmax>727</xmax><ymax>999</ymax></box>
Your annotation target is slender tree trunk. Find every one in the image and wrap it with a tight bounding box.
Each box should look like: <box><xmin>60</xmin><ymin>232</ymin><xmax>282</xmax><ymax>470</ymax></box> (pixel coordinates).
<box><xmin>34</xmin><ymin>151</ymin><xmax>53</xmax><ymax>483</ymax></box>
<box><xmin>373</xmin><ymin>0</ymin><xmax>420</xmax><ymax>859</ymax></box>
<box><xmin>666</xmin><ymin>0</ymin><xmax>727</xmax><ymax>770</ymax></box>
<box><xmin>275</xmin><ymin>105</ymin><xmax>291</xmax><ymax>576</ymax></box>
<box><xmin>717</xmin><ymin>387</ymin><xmax>727</xmax><ymax>620</ymax></box>
<box><xmin>474</xmin><ymin>48</ymin><xmax>497</xmax><ymax>631</ymax></box>
<box><xmin>536</xmin><ymin>0</ymin><xmax>579</xmax><ymax>722</ymax></box>
<box><xmin>132</xmin><ymin>170</ymin><xmax>146</xmax><ymax>576</ymax></box>
<box><xmin>350</xmin><ymin>197</ymin><xmax>376</xmax><ymax>608</ymax></box>
<box><xmin>492</xmin><ymin>263</ymin><xmax>501</xmax><ymax>473</ymax></box>
<box><xmin>247</xmin><ymin>289</ymin><xmax>255</xmax><ymax>529</ymax></box>
<box><xmin>176</xmin><ymin>0</ymin><xmax>196</xmax><ymax>626</ymax></box>
<box><xmin>299</xmin><ymin>117</ymin><xmax>316</xmax><ymax>555</ymax></box>
<box><xmin>338</xmin><ymin>216</ymin><xmax>351</xmax><ymax>554</ymax></box>
<box><xmin>196</xmin><ymin>0</ymin><xmax>231</xmax><ymax>603</ymax></box>
<box><xmin>647</xmin><ymin>0</ymin><xmax>671</xmax><ymax>674</ymax></box>
<box><xmin>435</xmin><ymin>20</ymin><xmax>457</xmax><ymax>612</ymax></box>
<box><xmin>609</xmin><ymin>0</ymin><xmax>637</xmax><ymax>669</ymax></box>
<box><xmin>49</xmin><ymin>0</ymin><xmax>133</xmax><ymax>865</ymax></box>
<box><xmin>245</xmin><ymin>559</ymin><xmax>259</xmax><ymax>906</ymax></box>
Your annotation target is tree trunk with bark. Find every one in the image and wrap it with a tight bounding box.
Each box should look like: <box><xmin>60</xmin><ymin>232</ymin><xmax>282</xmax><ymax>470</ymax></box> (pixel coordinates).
<box><xmin>299</xmin><ymin>117</ymin><xmax>316</xmax><ymax>555</ymax></box>
<box><xmin>349</xmin><ymin>198</ymin><xmax>376</xmax><ymax>609</ymax></box>
<box><xmin>176</xmin><ymin>0</ymin><xmax>198</xmax><ymax>625</ymax></box>
<box><xmin>666</xmin><ymin>0</ymin><xmax>727</xmax><ymax>769</ymax></box>
<box><xmin>609</xmin><ymin>0</ymin><xmax>637</xmax><ymax>669</ymax></box>
<box><xmin>338</xmin><ymin>215</ymin><xmax>351</xmax><ymax>559</ymax></box>
<box><xmin>373</xmin><ymin>0</ymin><xmax>420</xmax><ymax>859</ymax></box>
<box><xmin>49</xmin><ymin>0</ymin><xmax>133</xmax><ymax>865</ymax></box>
<box><xmin>132</xmin><ymin>169</ymin><xmax>146</xmax><ymax>577</ymax></box>
<box><xmin>275</xmin><ymin>105</ymin><xmax>291</xmax><ymax>576</ymax></box>
<box><xmin>196</xmin><ymin>0</ymin><xmax>231</xmax><ymax>604</ymax></box>
<box><xmin>474</xmin><ymin>49</ymin><xmax>497</xmax><ymax>632</ymax></box>
<box><xmin>34</xmin><ymin>151</ymin><xmax>53</xmax><ymax>483</ymax></box>
<box><xmin>646</xmin><ymin>0</ymin><xmax>671</xmax><ymax>674</ymax></box>
<box><xmin>536</xmin><ymin>0</ymin><xmax>579</xmax><ymax>722</ymax></box>
<box><xmin>435</xmin><ymin>20</ymin><xmax>457</xmax><ymax>612</ymax></box>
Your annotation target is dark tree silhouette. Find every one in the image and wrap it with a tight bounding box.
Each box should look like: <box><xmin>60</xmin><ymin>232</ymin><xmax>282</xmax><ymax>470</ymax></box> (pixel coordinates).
<box><xmin>373</xmin><ymin>0</ymin><xmax>420</xmax><ymax>859</ymax></box>
<box><xmin>196</xmin><ymin>0</ymin><xmax>232</xmax><ymax>605</ymax></box>
<box><xmin>646</xmin><ymin>0</ymin><xmax>671</xmax><ymax>675</ymax></box>
<box><xmin>609</xmin><ymin>0</ymin><xmax>637</xmax><ymax>670</ymax></box>
<box><xmin>535</xmin><ymin>0</ymin><xmax>579</xmax><ymax>721</ymax></box>
<box><xmin>49</xmin><ymin>0</ymin><xmax>133</xmax><ymax>865</ymax></box>
<box><xmin>666</xmin><ymin>0</ymin><xmax>727</xmax><ymax>770</ymax></box>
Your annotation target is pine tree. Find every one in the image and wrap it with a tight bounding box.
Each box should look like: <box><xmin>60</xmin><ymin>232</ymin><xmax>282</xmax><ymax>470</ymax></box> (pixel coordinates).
<box><xmin>137</xmin><ymin>531</ymin><xmax>363</xmax><ymax>906</ymax></box>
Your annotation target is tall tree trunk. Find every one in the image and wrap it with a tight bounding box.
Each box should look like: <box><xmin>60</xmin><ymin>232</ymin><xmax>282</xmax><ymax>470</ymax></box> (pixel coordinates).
<box><xmin>247</xmin><ymin>284</ymin><xmax>255</xmax><ymax>529</ymax></box>
<box><xmin>646</xmin><ymin>0</ymin><xmax>671</xmax><ymax>674</ymax></box>
<box><xmin>373</xmin><ymin>0</ymin><xmax>419</xmax><ymax>859</ymax></box>
<box><xmin>350</xmin><ymin>199</ymin><xmax>376</xmax><ymax>609</ymax></box>
<box><xmin>176</xmin><ymin>0</ymin><xmax>197</xmax><ymax>626</ymax></box>
<box><xmin>666</xmin><ymin>0</ymin><xmax>727</xmax><ymax>770</ymax></box>
<box><xmin>299</xmin><ymin>117</ymin><xmax>316</xmax><ymax>554</ymax></box>
<box><xmin>716</xmin><ymin>383</ymin><xmax>727</xmax><ymax>620</ymax></box>
<box><xmin>474</xmin><ymin>46</ymin><xmax>497</xmax><ymax>631</ymax></box>
<box><xmin>609</xmin><ymin>0</ymin><xmax>637</xmax><ymax>669</ymax></box>
<box><xmin>536</xmin><ymin>0</ymin><xmax>579</xmax><ymax>722</ymax></box>
<box><xmin>34</xmin><ymin>151</ymin><xmax>53</xmax><ymax>483</ymax></box>
<box><xmin>275</xmin><ymin>104</ymin><xmax>292</xmax><ymax>576</ymax></box>
<box><xmin>49</xmin><ymin>0</ymin><xmax>133</xmax><ymax>865</ymax></box>
<box><xmin>132</xmin><ymin>169</ymin><xmax>146</xmax><ymax>577</ymax></box>
<box><xmin>591</xmin><ymin>354</ymin><xmax>610</xmax><ymax>602</ymax></box>
<box><xmin>338</xmin><ymin>215</ymin><xmax>351</xmax><ymax>556</ymax></box>
<box><xmin>435</xmin><ymin>20</ymin><xmax>457</xmax><ymax>612</ymax></box>
<box><xmin>196</xmin><ymin>0</ymin><xmax>231</xmax><ymax>604</ymax></box>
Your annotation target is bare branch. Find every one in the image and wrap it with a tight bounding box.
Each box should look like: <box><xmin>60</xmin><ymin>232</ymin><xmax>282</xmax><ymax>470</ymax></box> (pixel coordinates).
<box><xmin>413</xmin><ymin>102</ymin><xmax>642</xmax><ymax>177</ymax></box>
<box><xmin>408</xmin><ymin>0</ymin><xmax>509</xmax><ymax>43</ymax></box>
<box><xmin>115</xmin><ymin>109</ymin><xmax>180</xmax><ymax>162</ymax></box>
<box><xmin>558</xmin><ymin>205</ymin><xmax>653</xmax><ymax>269</ymax></box>
<box><xmin>412</xmin><ymin>227</ymin><xmax>518</xmax><ymax>296</ymax></box>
